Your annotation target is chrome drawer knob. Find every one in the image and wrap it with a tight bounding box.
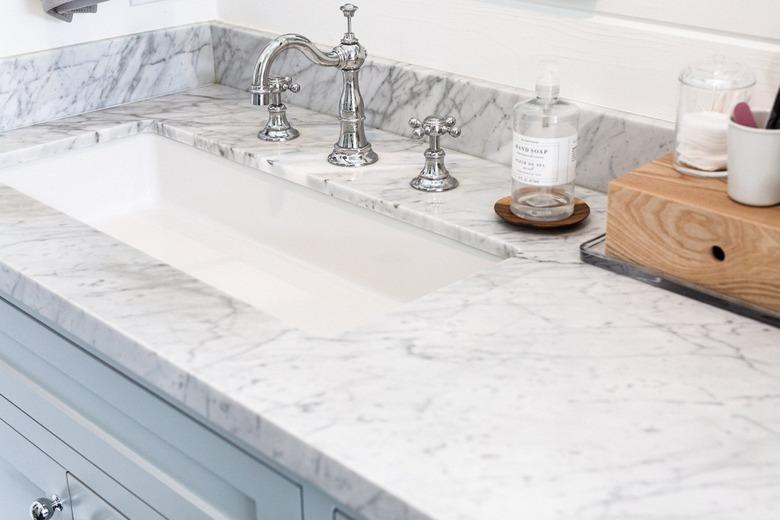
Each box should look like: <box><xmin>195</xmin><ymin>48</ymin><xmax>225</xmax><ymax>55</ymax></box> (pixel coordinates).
<box><xmin>30</xmin><ymin>495</ymin><xmax>63</xmax><ymax>520</ymax></box>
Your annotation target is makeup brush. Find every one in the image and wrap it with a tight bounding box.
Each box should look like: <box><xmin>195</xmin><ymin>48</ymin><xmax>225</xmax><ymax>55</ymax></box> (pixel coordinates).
<box><xmin>767</xmin><ymin>85</ymin><xmax>780</xmax><ymax>130</ymax></box>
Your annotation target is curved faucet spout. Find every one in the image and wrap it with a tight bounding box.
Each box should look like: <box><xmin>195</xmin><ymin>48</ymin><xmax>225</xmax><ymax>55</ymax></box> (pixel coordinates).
<box><xmin>248</xmin><ymin>5</ymin><xmax>377</xmax><ymax>167</ymax></box>
<box><xmin>251</xmin><ymin>34</ymin><xmax>340</xmax><ymax>106</ymax></box>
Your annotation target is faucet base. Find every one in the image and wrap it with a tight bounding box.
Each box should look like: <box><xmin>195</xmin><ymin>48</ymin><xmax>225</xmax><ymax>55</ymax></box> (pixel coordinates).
<box><xmin>409</xmin><ymin>150</ymin><xmax>459</xmax><ymax>192</ymax></box>
<box><xmin>257</xmin><ymin>103</ymin><xmax>300</xmax><ymax>142</ymax></box>
<box><xmin>327</xmin><ymin>144</ymin><xmax>378</xmax><ymax>167</ymax></box>
<box><xmin>258</xmin><ymin>127</ymin><xmax>300</xmax><ymax>142</ymax></box>
<box><xmin>410</xmin><ymin>174</ymin><xmax>459</xmax><ymax>192</ymax></box>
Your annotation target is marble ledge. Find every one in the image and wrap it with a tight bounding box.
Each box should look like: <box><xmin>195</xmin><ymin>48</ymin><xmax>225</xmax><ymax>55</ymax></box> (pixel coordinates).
<box><xmin>0</xmin><ymin>84</ymin><xmax>778</xmax><ymax>520</ymax></box>
<box><xmin>0</xmin><ymin>19</ymin><xmax>673</xmax><ymax>193</ymax></box>
<box><xmin>0</xmin><ymin>23</ymin><xmax>214</xmax><ymax>133</ymax></box>
<box><xmin>211</xmin><ymin>22</ymin><xmax>675</xmax><ymax>194</ymax></box>
<box><xmin>0</xmin><ymin>84</ymin><xmax>607</xmax><ymax>264</ymax></box>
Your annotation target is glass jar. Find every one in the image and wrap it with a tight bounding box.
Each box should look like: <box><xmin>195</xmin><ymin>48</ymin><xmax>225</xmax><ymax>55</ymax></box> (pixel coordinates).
<box><xmin>674</xmin><ymin>55</ymin><xmax>755</xmax><ymax>177</ymax></box>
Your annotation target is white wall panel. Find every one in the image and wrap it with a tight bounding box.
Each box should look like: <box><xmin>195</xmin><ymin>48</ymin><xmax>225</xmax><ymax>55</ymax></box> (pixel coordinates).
<box><xmin>217</xmin><ymin>0</ymin><xmax>780</xmax><ymax>121</ymax></box>
<box><xmin>2</xmin><ymin>0</ymin><xmax>777</xmax><ymax>121</ymax></box>
<box><xmin>0</xmin><ymin>0</ymin><xmax>217</xmax><ymax>57</ymax></box>
<box><xmin>534</xmin><ymin>0</ymin><xmax>780</xmax><ymax>40</ymax></box>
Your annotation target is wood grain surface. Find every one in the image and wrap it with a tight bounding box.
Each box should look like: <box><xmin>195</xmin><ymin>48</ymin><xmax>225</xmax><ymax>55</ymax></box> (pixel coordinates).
<box><xmin>494</xmin><ymin>197</ymin><xmax>590</xmax><ymax>229</ymax></box>
<box><xmin>606</xmin><ymin>155</ymin><xmax>780</xmax><ymax>312</ymax></box>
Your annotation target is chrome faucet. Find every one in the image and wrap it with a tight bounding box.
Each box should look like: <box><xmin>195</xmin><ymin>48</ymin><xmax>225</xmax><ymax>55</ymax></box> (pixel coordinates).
<box><xmin>249</xmin><ymin>4</ymin><xmax>379</xmax><ymax>167</ymax></box>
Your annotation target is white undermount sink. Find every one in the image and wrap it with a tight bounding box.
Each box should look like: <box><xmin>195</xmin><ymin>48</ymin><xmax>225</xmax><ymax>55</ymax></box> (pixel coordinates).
<box><xmin>0</xmin><ymin>135</ymin><xmax>498</xmax><ymax>334</ymax></box>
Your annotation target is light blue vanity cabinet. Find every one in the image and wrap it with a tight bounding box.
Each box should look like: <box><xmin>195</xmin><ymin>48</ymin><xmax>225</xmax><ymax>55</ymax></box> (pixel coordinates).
<box><xmin>0</xmin><ymin>296</ymin><xmax>363</xmax><ymax>520</ymax></box>
<box><xmin>68</xmin><ymin>473</ymin><xmax>127</xmax><ymax>519</ymax></box>
<box><xmin>0</xmin><ymin>394</ymin><xmax>158</xmax><ymax>519</ymax></box>
<box><xmin>0</xmin><ymin>411</ymin><xmax>72</xmax><ymax>519</ymax></box>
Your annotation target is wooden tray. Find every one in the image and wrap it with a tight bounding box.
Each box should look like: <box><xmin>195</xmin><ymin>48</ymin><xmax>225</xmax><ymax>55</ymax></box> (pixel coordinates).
<box><xmin>606</xmin><ymin>154</ymin><xmax>780</xmax><ymax>314</ymax></box>
<box><xmin>494</xmin><ymin>196</ymin><xmax>590</xmax><ymax>229</ymax></box>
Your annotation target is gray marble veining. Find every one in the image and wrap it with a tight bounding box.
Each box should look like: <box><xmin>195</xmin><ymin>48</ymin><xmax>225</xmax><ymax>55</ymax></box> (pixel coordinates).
<box><xmin>1</xmin><ymin>20</ymin><xmax>673</xmax><ymax>192</ymax></box>
<box><xmin>0</xmin><ymin>85</ymin><xmax>778</xmax><ymax>520</ymax></box>
<box><xmin>211</xmin><ymin>23</ymin><xmax>675</xmax><ymax>193</ymax></box>
<box><xmin>0</xmin><ymin>23</ymin><xmax>214</xmax><ymax>132</ymax></box>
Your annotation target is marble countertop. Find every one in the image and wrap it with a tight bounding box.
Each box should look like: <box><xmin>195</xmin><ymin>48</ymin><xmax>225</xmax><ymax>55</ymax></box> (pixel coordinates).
<box><xmin>0</xmin><ymin>85</ymin><xmax>778</xmax><ymax>520</ymax></box>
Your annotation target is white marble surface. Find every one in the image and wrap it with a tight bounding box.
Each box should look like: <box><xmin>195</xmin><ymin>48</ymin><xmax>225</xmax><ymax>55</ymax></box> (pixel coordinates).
<box><xmin>0</xmin><ymin>20</ymin><xmax>672</xmax><ymax>192</ymax></box>
<box><xmin>212</xmin><ymin>23</ymin><xmax>675</xmax><ymax>193</ymax></box>
<box><xmin>0</xmin><ymin>85</ymin><xmax>778</xmax><ymax>520</ymax></box>
<box><xmin>0</xmin><ymin>24</ymin><xmax>213</xmax><ymax>132</ymax></box>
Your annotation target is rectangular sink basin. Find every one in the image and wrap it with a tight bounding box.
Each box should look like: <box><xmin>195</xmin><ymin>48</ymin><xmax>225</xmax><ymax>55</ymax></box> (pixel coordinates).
<box><xmin>0</xmin><ymin>135</ymin><xmax>498</xmax><ymax>335</ymax></box>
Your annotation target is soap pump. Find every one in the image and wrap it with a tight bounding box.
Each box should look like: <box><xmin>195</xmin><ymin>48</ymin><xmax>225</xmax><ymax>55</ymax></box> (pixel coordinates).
<box><xmin>510</xmin><ymin>63</ymin><xmax>580</xmax><ymax>221</ymax></box>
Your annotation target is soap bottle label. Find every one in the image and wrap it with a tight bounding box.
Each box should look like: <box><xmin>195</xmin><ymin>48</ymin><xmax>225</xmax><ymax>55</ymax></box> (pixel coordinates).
<box><xmin>512</xmin><ymin>133</ymin><xmax>577</xmax><ymax>186</ymax></box>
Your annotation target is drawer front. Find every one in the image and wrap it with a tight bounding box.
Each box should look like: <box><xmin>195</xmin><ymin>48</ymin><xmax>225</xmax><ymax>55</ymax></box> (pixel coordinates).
<box><xmin>0</xmin><ymin>394</ymin><xmax>162</xmax><ymax>519</ymax></box>
<box><xmin>0</xmin><ymin>296</ymin><xmax>303</xmax><ymax>520</ymax></box>
<box><xmin>0</xmin><ymin>416</ymin><xmax>71</xmax><ymax>520</ymax></box>
<box><xmin>68</xmin><ymin>474</ymin><xmax>125</xmax><ymax>520</ymax></box>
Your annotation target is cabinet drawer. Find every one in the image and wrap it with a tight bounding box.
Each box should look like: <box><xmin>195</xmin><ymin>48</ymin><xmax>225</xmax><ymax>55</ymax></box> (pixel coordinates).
<box><xmin>0</xmin><ymin>415</ymin><xmax>71</xmax><ymax>520</ymax></box>
<box><xmin>0</xmin><ymin>296</ymin><xmax>303</xmax><ymax>520</ymax></box>
<box><xmin>68</xmin><ymin>473</ymin><xmax>125</xmax><ymax>520</ymax></box>
<box><xmin>0</xmin><ymin>394</ymin><xmax>162</xmax><ymax>519</ymax></box>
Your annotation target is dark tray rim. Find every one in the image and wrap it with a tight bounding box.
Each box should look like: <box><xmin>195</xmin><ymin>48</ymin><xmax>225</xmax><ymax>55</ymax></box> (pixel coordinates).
<box><xmin>580</xmin><ymin>234</ymin><xmax>780</xmax><ymax>328</ymax></box>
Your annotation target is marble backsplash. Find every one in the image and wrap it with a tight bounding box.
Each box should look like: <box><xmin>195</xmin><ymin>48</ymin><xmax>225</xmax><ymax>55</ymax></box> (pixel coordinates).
<box><xmin>0</xmin><ymin>24</ymin><xmax>214</xmax><ymax>132</ymax></box>
<box><xmin>0</xmin><ymin>21</ymin><xmax>673</xmax><ymax>192</ymax></box>
<box><xmin>211</xmin><ymin>23</ymin><xmax>674</xmax><ymax>192</ymax></box>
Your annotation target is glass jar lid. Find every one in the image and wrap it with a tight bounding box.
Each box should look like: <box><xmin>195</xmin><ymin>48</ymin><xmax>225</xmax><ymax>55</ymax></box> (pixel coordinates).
<box><xmin>679</xmin><ymin>55</ymin><xmax>756</xmax><ymax>90</ymax></box>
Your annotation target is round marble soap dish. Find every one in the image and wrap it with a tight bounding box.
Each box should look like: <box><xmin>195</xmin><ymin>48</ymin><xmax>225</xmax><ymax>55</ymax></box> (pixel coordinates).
<box><xmin>494</xmin><ymin>196</ymin><xmax>590</xmax><ymax>229</ymax></box>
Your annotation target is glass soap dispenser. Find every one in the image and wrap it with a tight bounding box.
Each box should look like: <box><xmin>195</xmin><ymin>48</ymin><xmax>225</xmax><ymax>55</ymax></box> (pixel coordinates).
<box><xmin>511</xmin><ymin>64</ymin><xmax>580</xmax><ymax>221</ymax></box>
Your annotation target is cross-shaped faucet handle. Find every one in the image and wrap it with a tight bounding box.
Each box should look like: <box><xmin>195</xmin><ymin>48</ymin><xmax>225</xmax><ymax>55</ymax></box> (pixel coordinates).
<box><xmin>409</xmin><ymin>115</ymin><xmax>462</xmax><ymax>140</ymax></box>
<box><xmin>267</xmin><ymin>76</ymin><xmax>301</xmax><ymax>94</ymax></box>
<box><xmin>408</xmin><ymin>115</ymin><xmax>463</xmax><ymax>192</ymax></box>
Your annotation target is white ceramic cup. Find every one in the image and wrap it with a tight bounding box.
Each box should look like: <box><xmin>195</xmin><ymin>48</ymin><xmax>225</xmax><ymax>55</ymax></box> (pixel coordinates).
<box><xmin>727</xmin><ymin>110</ymin><xmax>780</xmax><ymax>206</ymax></box>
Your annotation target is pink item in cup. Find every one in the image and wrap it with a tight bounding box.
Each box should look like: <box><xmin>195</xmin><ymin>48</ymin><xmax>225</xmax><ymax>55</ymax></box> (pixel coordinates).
<box><xmin>733</xmin><ymin>102</ymin><xmax>758</xmax><ymax>128</ymax></box>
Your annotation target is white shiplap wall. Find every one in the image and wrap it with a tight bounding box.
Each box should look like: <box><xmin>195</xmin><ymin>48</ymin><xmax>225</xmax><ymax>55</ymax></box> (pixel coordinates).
<box><xmin>0</xmin><ymin>0</ymin><xmax>216</xmax><ymax>57</ymax></box>
<box><xmin>536</xmin><ymin>0</ymin><xmax>780</xmax><ymax>40</ymax></box>
<box><xmin>1</xmin><ymin>0</ymin><xmax>777</xmax><ymax>121</ymax></box>
<box><xmin>217</xmin><ymin>0</ymin><xmax>780</xmax><ymax>121</ymax></box>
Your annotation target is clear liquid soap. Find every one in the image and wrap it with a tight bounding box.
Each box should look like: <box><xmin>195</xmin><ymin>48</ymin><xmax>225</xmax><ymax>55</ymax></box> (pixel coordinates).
<box><xmin>510</xmin><ymin>64</ymin><xmax>580</xmax><ymax>221</ymax></box>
